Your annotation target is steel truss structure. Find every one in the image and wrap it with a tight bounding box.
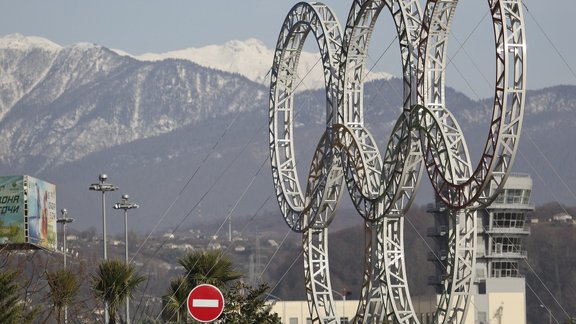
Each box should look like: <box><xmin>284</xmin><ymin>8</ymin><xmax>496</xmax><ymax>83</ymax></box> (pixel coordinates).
<box><xmin>269</xmin><ymin>0</ymin><xmax>526</xmax><ymax>323</ymax></box>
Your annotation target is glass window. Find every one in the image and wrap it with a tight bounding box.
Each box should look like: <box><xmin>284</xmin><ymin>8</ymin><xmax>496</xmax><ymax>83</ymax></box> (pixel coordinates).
<box><xmin>522</xmin><ymin>189</ymin><xmax>532</xmax><ymax>204</ymax></box>
<box><xmin>491</xmin><ymin>261</ymin><xmax>519</xmax><ymax>277</ymax></box>
<box><xmin>290</xmin><ymin>318</ymin><xmax>299</xmax><ymax>324</ymax></box>
<box><xmin>506</xmin><ymin>189</ymin><xmax>523</xmax><ymax>204</ymax></box>
<box><xmin>492</xmin><ymin>237</ymin><xmax>522</xmax><ymax>253</ymax></box>
<box><xmin>493</xmin><ymin>212</ymin><xmax>526</xmax><ymax>229</ymax></box>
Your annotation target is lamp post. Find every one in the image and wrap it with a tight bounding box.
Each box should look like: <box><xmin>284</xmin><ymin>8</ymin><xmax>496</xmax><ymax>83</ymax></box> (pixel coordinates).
<box><xmin>57</xmin><ymin>209</ymin><xmax>74</xmax><ymax>269</ymax></box>
<box><xmin>89</xmin><ymin>173</ymin><xmax>118</xmax><ymax>323</ymax></box>
<box><xmin>332</xmin><ymin>288</ymin><xmax>351</xmax><ymax>320</ymax></box>
<box><xmin>57</xmin><ymin>208</ymin><xmax>74</xmax><ymax>324</ymax></box>
<box><xmin>265</xmin><ymin>293</ymin><xmax>283</xmax><ymax>320</ymax></box>
<box><xmin>540</xmin><ymin>304</ymin><xmax>552</xmax><ymax>324</ymax></box>
<box><xmin>113</xmin><ymin>194</ymin><xmax>139</xmax><ymax>324</ymax></box>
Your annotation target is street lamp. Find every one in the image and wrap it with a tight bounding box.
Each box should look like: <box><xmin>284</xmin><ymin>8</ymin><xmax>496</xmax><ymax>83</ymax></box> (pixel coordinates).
<box><xmin>265</xmin><ymin>293</ymin><xmax>283</xmax><ymax>320</ymax></box>
<box><xmin>540</xmin><ymin>304</ymin><xmax>552</xmax><ymax>324</ymax></box>
<box><xmin>56</xmin><ymin>209</ymin><xmax>74</xmax><ymax>269</ymax></box>
<box><xmin>332</xmin><ymin>288</ymin><xmax>351</xmax><ymax>321</ymax></box>
<box><xmin>113</xmin><ymin>194</ymin><xmax>139</xmax><ymax>324</ymax></box>
<box><xmin>89</xmin><ymin>173</ymin><xmax>118</xmax><ymax>324</ymax></box>
<box><xmin>89</xmin><ymin>174</ymin><xmax>118</xmax><ymax>260</ymax></box>
<box><xmin>56</xmin><ymin>208</ymin><xmax>74</xmax><ymax>324</ymax></box>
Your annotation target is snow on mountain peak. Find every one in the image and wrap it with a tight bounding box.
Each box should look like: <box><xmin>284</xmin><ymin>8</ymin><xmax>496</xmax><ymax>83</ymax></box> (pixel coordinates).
<box><xmin>66</xmin><ymin>42</ymin><xmax>101</xmax><ymax>50</ymax></box>
<box><xmin>0</xmin><ymin>34</ymin><xmax>395</xmax><ymax>88</ymax></box>
<box><xmin>114</xmin><ymin>38</ymin><xmax>272</xmax><ymax>83</ymax></box>
<box><xmin>115</xmin><ymin>38</ymin><xmax>393</xmax><ymax>89</ymax></box>
<box><xmin>0</xmin><ymin>33</ymin><xmax>62</xmax><ymax>52</ymax></box>
<box><xmin>0</xmin><ymin>34</ymin><xmax>395</xmax><ymax>90</ymax></box>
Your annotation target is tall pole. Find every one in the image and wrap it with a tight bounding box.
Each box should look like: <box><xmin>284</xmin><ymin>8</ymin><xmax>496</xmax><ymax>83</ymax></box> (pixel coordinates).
<box><xmin>89</xmin><ymin>173</ymin><xmax>118</xmax><ymax>324</ymax></box>
<box><xmin>332</xmin><ymin>289</ymin><xmax>348</xmax><ymax>319</ymax></box>
<box><xmin>124</xmin><ymin>209</ymin><xmax>128</xmax><ymax>264</ymax></box>
<box><xmin>228</xmin><ymin>215</ymin><xmax>232</xmax><ymax>242</ymax></box>
<box><xmin>114</xmin><ymin>194</ymin><xmax>138</xmax><ymax>324</ymax></box>
<box><xmin>57</xmin><ymin>209</ymin><xmax>74</xmax><ymax>324</ymax></box>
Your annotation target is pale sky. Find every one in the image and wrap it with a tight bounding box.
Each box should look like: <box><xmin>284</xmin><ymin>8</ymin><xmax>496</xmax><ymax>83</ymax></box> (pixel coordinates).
<box><xmin>1</xmin><ymin>0</ymin><xmax>575</xmax><ymax>98</ymax></box>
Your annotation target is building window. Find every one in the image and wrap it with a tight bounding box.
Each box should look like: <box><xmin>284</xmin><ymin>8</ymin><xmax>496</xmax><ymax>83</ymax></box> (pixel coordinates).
<box><xmin>289</xmin><ymin>318</ymin><xmax>298</xmax><ymax>324</ymax></box>
<box><xmin>493</xmin><ymin>212</ymin><xmax>526</xmax><ymax>229</ymax></box>
<box><xmin>340</xmin><ymin>317</ymin><xmax>349</xmax><ymax>324</ymax></box>
<box><xmin>491</xmin><ymin>261</ymin><xmax>519</xmax><ymax>277</ymax></box>
<box><xmin>492</xmin><ymin>237</ymin><xmax>522</xmax><ymax>254</ymax></box>
<box><xmin>506</xmin><ymin>189</ymin><xmax>523</xmax><ymax>204</ymax></box>
<box><xmin>494</xmin><ymin>188</ymin><xmax>532</xmax><ymax>205</ymax></box>
<box><xmin>478</xmin><ymin>281</ymin><xmax>486</xmax><ymax>294</ymax></box>
<box><xmin>522</xmin><ymin>189</ymin><xmax>531</xmax><ymax>204</ymax></box>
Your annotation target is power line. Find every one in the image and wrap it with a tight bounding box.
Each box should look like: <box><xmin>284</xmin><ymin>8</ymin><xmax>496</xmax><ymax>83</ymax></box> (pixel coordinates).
<box><xmin>145</xmin><ymin>50</ymin><xmax>332</xmax><ymax>319</ymax></box>
<box><xmin>523</xmin><ymin>3</ymin><xmax>576</xmax><ymax>81</ymax></box>
<box><xmin>524</xmin><ymin>262</ymin><xmax>569</xmax><ymax>321</ymax></box>
<box><xmin>130</xmin><ymin>108</ymin><xmax>245</xmax><ymax>263</ymax></box>
<box><xmin>526</xmin><ymin>281</ymin><xmax>561</xmax><ymax>324</ymax></box>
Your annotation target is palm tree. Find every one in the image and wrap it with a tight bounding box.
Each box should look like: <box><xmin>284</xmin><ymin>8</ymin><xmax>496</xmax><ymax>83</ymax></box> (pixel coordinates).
<box><xmin>178</xmin><ymin>250</ymin><xmax>242</xmax><ymax>288</ymax></box>
<box><xmin>91</xmin><ymin>259</ymin><xmax>146</xmax><ymax>324</ymax></box>
<box><xmin>162</xmin><ymin>276</ymin><xmax>189</xmax><ymax>323</ymax></box>
<box><xmin>46</xmin><ymin>269</ymin><xmax>79</xmax><ymax>324</ymax></box>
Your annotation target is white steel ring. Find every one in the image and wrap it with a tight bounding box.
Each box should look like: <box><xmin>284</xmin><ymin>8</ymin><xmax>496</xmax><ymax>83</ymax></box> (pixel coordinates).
<box><xmin>269</xmin><ymin>0</ymin><xmax>526</xmax><ymax>323</ymax></box>
<box><xmin>416</xmin><ymin>0</ymin><xmax>527</xmax><ymax>209</ymax></box>
<box><xmin>269</xmin><ymin>2</ymin><xmax>345</xmax><ymax>233</ymax></box>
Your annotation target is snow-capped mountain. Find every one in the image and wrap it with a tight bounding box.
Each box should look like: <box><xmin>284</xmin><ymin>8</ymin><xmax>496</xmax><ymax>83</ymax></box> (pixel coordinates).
<box><xmin>117</xmin><ymin>39</ymin><xmax>273</xmax><ymax>84</ymax></box>
<box><xmin>0</xmin><ymin>33</ymin><xmax>574</xmax><ymax>233</ymax></box>
<box><xmin>114</xmin><ymin>38</ymin><xmax>394</xmax><ymax>90</ymax></box>
<box><xmin>0</xmin><ymin>34</ymin><xmax>266</xmax><ymax>171</ymax></box>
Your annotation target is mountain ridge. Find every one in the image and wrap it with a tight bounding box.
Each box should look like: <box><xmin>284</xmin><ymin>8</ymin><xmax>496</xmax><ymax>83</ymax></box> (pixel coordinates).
<box><xmin>0</xmin><ymin>33</ymin><xmax>574</xmax><ymax>234</ymax></box>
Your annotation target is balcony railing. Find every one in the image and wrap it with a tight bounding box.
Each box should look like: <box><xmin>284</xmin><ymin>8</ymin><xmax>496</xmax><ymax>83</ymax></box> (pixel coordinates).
<box><xmin>484</xmin><ymin>226</ymin><xmax>531</xmax><ymax>235</ymax></box>
<box><xmin>486</xmin><ymin>202</ymin><xmax>535</xmax><ymax>210</ymax></box>
<box><xmin>484</xmin><ymin>250</ymin><xmax>528</xmax><ymax>259</ymax></box>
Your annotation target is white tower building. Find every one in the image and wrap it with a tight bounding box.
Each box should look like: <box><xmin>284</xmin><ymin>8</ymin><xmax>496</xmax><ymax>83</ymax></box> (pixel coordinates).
<box><xmin>429</xmin><ymin>173</ymin><xmax>533</xmax><ymax>324</ymax></box>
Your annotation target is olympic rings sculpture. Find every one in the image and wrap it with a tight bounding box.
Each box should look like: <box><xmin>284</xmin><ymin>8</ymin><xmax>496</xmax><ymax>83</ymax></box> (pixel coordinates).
<box><xmin>269</xmin><ymin>0</ymin><xmax>526</xmax><ymax>323</ymax></box>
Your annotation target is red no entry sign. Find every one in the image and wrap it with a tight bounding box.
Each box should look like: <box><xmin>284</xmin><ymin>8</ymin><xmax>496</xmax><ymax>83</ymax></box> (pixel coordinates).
<box><xmin>187</xmin><ymin>284</ymin><xmax>225</xmax><ymax>322</ymax></box>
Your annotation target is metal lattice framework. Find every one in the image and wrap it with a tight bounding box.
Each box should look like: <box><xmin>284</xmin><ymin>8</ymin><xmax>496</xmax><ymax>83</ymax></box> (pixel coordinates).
<box><xmin>268</xmin><ymin>0</ymin><xmax>527</xmax><ymax>323</ymax></box>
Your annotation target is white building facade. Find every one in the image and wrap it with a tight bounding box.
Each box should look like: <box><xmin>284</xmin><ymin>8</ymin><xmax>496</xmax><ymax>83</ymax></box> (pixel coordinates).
<box><xmin>473</xmin><ymin>174</ymin><xmax>533</xmax><ymax>324</ymax></box>
<box><xmin>430</xmin><ymin>173</ymin><xmax>533</xmax><ymax>324</ymax></box>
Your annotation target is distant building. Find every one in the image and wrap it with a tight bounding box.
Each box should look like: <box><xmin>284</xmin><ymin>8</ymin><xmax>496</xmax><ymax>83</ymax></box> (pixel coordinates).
<box><xmin>269</xmin><ymin>300</ymin><xmax>358</xmax><ymax>324</ymax></box>
<box><xmin>66</xmin><ymin>234</ymin><xmax>78</xmax><ymax>241</ymax></box>
<box><xmin>268</xmin><ymin>239</ymin><xmax>279</xmax><ymax>248</ymax></box>
<box><xmin>552</xmin><ymin>212</ymin><xmax>573</xmax><ymax>223</ymax></box>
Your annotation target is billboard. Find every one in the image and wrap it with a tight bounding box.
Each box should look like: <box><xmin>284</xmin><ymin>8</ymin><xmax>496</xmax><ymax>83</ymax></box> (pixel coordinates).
<box><xmin>0</xmin><ymin>175</ymin><xmax>57</xmax><ymax>251</ymax></box>
<box><xmin>27</xmin><ymin>176</ymin><xmax>57</xmax><ymax>250</ymax></box>
<box><xmin>0</xmin><ymin>176</ymin><xmax>25</xmax><ymax>245</ymax></box>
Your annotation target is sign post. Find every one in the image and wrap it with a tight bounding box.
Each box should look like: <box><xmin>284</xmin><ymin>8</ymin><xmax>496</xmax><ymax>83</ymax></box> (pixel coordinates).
<box><xmin>187</xmin><ymin>284</ymin><xmax>225</xmax><ymax>323</ymax></box>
